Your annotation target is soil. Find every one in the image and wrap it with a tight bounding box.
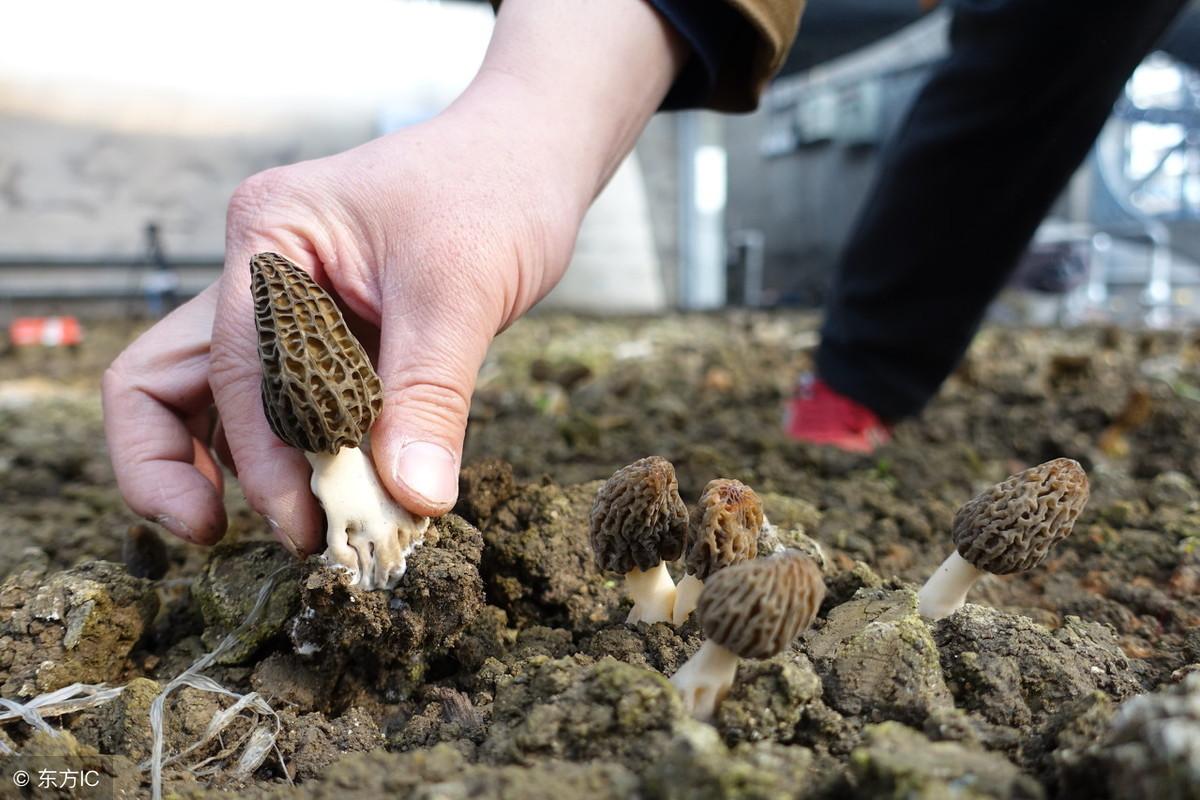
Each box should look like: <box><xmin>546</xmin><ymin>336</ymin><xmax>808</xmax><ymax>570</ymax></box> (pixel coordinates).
<box><xmin>3</xmin><ymin>311</ymin><xmax>1200</xmax><ymax>798</ymax></box>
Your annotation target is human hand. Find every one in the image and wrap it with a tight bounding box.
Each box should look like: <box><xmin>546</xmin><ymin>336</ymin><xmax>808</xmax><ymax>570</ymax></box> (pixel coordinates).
<box><xmin>102</xmin><ymin>0</ymin><xmax>685</xmax><ymax>556</ymax></box>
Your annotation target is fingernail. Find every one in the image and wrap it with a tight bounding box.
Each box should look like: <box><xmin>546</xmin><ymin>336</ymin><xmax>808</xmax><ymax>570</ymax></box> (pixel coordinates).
<box><xmin>265</xmin><ymin>516</ymin><xmax>302</xmax><ymax>559</ymax></box>
<box><xmin>394</xmin><ymin>441</ymin><xmax>458</xmax><ymax>508</ymax></box>
<box><xmin>152</xmin><ymin>514</ymin><xmax>195</xmax><ymax>543</ymax></box>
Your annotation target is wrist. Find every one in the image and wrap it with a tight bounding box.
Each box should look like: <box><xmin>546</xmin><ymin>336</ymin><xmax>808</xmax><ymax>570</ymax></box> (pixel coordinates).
<box><xmin>452</xmin><ymin>0</ymin><xmax>686</xmax><ymax>210</ymax></box>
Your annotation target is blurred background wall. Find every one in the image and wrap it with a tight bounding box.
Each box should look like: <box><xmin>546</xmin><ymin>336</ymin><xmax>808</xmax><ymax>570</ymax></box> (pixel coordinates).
<box><xmin>4</xmin><ymin>0</ymin><xmax>1200</xmax><ymax>324</ymax></box>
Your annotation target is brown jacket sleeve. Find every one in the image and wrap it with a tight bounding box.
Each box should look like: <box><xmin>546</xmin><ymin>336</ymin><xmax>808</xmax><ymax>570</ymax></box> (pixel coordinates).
<box><xmin>488</xmin><ymin>0</ymin><xmax>806</xmax><ymax>112</ymax></box>
<box><xmin>716</xmin><ymin>0</ymin><xmax>805</xmax><ymax>111</ymax></box>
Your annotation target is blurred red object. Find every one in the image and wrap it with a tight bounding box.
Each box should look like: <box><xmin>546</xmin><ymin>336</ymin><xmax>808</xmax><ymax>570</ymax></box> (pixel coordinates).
<box><xmin>8</xmin><ymin>316</ymin><xmax>83</xmax><ymax>347</ymax></box>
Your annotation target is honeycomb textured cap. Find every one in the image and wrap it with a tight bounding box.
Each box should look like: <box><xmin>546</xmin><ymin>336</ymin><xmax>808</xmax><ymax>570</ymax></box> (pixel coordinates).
<box><xmin>685</xmin><ymin>478</ymin><xmax>762</xmax><ymax>579</ymax></box>
<box><xmin>698</xmin><ymin>549</ymin><xmax>825</xmax><ymax>659</ymax></box>
<box><xmin>589</xmin><ymin>456</ymin><xmax>688</xmax><ymax>573</ymax></box>
<box><xmin>953</xmin><ymin>457</ymin><xmax>1089</xmax><ymax>574</ymax></box>
<box><xmin>251</xmin><ymin>252</ymin><xmax>383</xmax><ymax>454</ymax></box>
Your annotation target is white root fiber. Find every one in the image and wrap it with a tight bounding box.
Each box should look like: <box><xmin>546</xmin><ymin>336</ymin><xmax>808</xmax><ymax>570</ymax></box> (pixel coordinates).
<box><xmin>0</xmin><ymin>566</ymin><xmax>294</xmax><ymax>800</ymax></box>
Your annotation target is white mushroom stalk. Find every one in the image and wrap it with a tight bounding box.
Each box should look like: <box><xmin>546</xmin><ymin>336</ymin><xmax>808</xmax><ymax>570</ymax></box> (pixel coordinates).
<box><xmin>624</xmin><ymin>562</ymin><xmax>679</xmax><ymax>625</ymax></box>
<box><xmin>306</xmin><ymin>447</ymin><xmax>429</xmax><ymax>591</ymax></box>
<box><xmin>589</xmin><ymin>456</ymin><xmax>689</xmax><ymax>626</ymax></box>
<box><xmin>251</xmin><ymin>252</ymin><xmax>429</xmax><ymax>591</ymax></box>
<box><xmin>672</xmin><ymin>549</ymin><xmax>824</xmax><ymax>721</ymax></box>
<box><xmin>670</xmin><ymin>639</ymin><xmax>739</xmax><ymax>721</ymax></box>
<box><xmin>917</xmin><ymin>458</ymin><xmax>1090</xmax><ymax>621</ymax></box>
<box><xmin>671</xmin><ymin>573</ymin><xmax>705</xmax><ymax>626</ymax></box>
<box><xmin>916</xmin><ymin>551</ymin><xmax>984</xmax><ymax>620</ymax></box>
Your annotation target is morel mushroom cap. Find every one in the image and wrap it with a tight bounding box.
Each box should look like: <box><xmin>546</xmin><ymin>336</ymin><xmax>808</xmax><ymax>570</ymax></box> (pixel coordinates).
<box><xmin>685</xmin><ymin>478</ymin><xmax>762</xmax><ymax>579</ymax></box>
<box><xmin>589</xmin><ymin>456</ymin><xmax>688</xmax><ymax>574</ymax></box>
<box><xmin>251</xmin><ymin>252</ymin><xmax>383</xmax><ymax>455</ymax></box>
<box><xmin>953</xmin><ymin>458</ymin><xmax>1089</xmax><ymax>574</ymax></box>
<box><xmin>698</xmin><ymin>549</ymin><xmax>825</xmax><ymax>659</ymax></box>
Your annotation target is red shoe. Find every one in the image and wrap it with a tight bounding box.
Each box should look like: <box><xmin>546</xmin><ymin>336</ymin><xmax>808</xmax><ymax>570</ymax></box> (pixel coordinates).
<box><xmin>784</xmin><ymin>376</ymin><xmax>892</xmax><ymax>454</ymax></box>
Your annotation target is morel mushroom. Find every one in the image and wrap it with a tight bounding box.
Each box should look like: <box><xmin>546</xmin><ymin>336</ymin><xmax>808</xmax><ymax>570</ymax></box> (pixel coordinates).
<box><xmin>251</xmin><ymin>252</ymin><xmax>429</xmax><ymax>591</ymax></box>
<box><xmin>671</xmin><ymin>549</ymin><xmax>824</xmax><ymax>721</ymax></box>
<box><xmin>916</xmin><ymin>458</ymin><xmax>1089</xmax><ymax>620</ymax></box>
<box><xmin>589</xmin><ymin>456</ymin><xmax>688</xmax><ymax>624</ymax></box>
<box><xmin>672</xmin><ymin>478</ymin><xmax>761</xmax><ymax>625</ymax></box>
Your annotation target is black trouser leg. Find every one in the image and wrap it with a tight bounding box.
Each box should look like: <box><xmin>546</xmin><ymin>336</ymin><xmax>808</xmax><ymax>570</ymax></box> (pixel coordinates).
<box><xmin>816</xmin><ymin>0</ymin><xmax>1187</xmax><ymax>421</ymax></box>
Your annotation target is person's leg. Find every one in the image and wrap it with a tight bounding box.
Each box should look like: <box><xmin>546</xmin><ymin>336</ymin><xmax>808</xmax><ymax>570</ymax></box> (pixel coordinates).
<box><xmin>815</xmin><ymin>0</ymin><xmax>1187</xmax><ymax>422</ymax></box>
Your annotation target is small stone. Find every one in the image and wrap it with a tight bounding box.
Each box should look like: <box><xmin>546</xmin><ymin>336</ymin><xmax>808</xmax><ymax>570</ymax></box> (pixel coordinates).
<box><xmin>644</xmin><ymin>719</ymin><xmax>819</xmax><ymax>799</ymax></box>
<box><xmin>191</xmin><ymin>542</ymin><xmax>300</xmax><ymax>665</ymax></box>
<box><xmin>482</xmin><ymin>656</ymin><xmax>683</xmax><ymax>769</ymax></box>
<box><xmin>935</xmin><ymin>606</ymin><xmax>1142</xmax><ymax>731</ymax></box>
<box><xmin>850</xmin><ymin>722</ymin><xmax>1044</xmax><ymax>799</ymax></box>
<box><xmin>482</xmin><ymin>480</ymin><xmax>620</xmax><ymax>628</ymax></box>
<box><xmin>806</xmin><ymin>588</ymin><xmax>951</xmax><ymax>725</ymax></box>
<box><xmin>312</xmin><ymin>744</ymin><xmax>640</xmax><ymax>799</ymax></box>
<box><xmin>1148</xmin><ymin>470</ymin><xmax>1198</xmax><ymax>510</ymax></box>
<box><xmin>251</xmin><ymin>652</ymin><xmax>336</xmax><ymax>713</ymax></box>
<box><xmin>759</xmin><ymin>492</ymin><xmax>823</xmax><ymax>534</ymax></box>
<box><xmin>275</xmin><ymin>706</ymin><xmax>383</xmax><ymax>782</ymax></box>
<box><xmin>1100</xmin><ymin>673</ymin><xmax>1200</xmax><ymax>799</ymax></box>
<box><xmin>1037</xmin><ymin>692</ymin><xmax>1115</xmax><ymax>797</ymax></box>
<box><xmin>759</xmin><ymin>522</ymin><xmax>827</xmax><ymax>568</ymax></box>
<box><xmin>822</xmin><ymin>560</ymin><xmax>883</xmax><ymax>611</ymax></box>
<box><xmin>0</xmin><ymin>561</ymin><xmax>158</xmax><ymax>696</ymax></box>
<box><xmin>69</xmin><ymin>677</ymin><xmax>160</xmax><ymax>763</ymax></box>
<box><xmin>715</xmin><ymin>653</ymin><xmax>822</xmax><ymax>744</ymax></box>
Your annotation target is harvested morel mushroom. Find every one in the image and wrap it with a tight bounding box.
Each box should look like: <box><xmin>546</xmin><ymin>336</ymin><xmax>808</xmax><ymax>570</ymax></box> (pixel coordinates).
<box><xmin>672</xmin><ymin>478</ymin><xmax>761</xmax><ymax>626</ymax></box>
<box><xmin>917</xmin><ymin>458</ymin><xmax>1089</xmax><ymax>620</ymax></box>
<box><xmin>671</xmin><ymin>549</ymin><xmax>824</xmax><ymax>721</ymax></box>
<box><xmin>589</xmin><ymin>456</ymin><xmax>688</xmax><ymax>624</ymax></box>
<box><xmin>252</xmin><ymin>252</ymin><xmax>429</xmax><ymax>591</ymax></box>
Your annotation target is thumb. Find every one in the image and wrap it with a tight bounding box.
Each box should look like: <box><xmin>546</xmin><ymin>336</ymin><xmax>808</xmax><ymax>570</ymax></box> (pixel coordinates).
<box><xmin>371</xmin><ymin>284</ymin><xmax>495</xmax><ymax>516</ymax></box>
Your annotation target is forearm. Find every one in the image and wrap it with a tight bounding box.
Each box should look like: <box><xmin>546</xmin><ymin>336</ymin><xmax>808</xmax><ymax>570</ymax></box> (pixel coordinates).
<box><xmin>452</xmin><ymin>0</ymin><xmax>687</xmax><ymax>206</ymax></box>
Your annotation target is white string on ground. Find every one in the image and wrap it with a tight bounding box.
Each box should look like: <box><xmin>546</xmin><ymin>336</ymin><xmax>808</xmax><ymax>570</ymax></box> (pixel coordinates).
<box><xmin>0</xmin><ymin>565</ymin><xmax>293</xmax><ymax>800</ymax></box>
<box><xmin>142</xmin><ymin>565</ymin><xmax>293</xmax><ymax>800</ymax></box>
<box><xmin>0</xmin><ymin>683</ymin><xmax>126</xmax><ymax>736</ymax></box>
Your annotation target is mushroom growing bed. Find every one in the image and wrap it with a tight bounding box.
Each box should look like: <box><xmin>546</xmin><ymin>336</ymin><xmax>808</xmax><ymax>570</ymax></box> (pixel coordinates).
<box><xmin>2</xmin><ymin>312</ymin><xmax>1200</xmax><ymax>799</ymax></box>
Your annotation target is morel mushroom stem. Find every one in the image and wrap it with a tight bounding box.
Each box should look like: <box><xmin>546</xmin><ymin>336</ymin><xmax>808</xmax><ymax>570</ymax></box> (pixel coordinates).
<box><xmin>306</xmin><ymin>446</ymin><xmax>430</xmax><ymax>592</ymax></box>
<box><xmin>671</xmin><ymin>573</ymin><xmax>705</xmax><ymax>626</ymax></box>
<box><xmin>624</xmin><ymin>561</ymin><xmax>678</xmax><ymax>625</ymax></box>
<box><xmin>669</xmin><ymin>639</ymin><xmax>739</xmax><ymax>721</ymax></box>
<box><xmin>672</xmin><ymin>550</ymin><xmax>824</xmax><ymax>721</ymax></box>
<box><xmin>916</xmin><ymin>551</ymin><xmax>984</xmax><ymax>620</ymax></box>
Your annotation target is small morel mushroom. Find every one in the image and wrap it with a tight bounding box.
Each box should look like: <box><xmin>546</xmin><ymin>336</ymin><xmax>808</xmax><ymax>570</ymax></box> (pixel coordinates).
<box><xmin>589</xmin><ymin>456</ymin><xmax>688</xmax><ymax>624</ymax></box>
<box><xmin>671</xmin><ymin>549</ymin><xmax>824</xmax><ymax>721</ymax></box>
<box><xmin>251</xmin><ymin>252</ymin><xmax>429</xmax><ymax>591</ymax></box>
<box><xmin>916</xmin><ymin>458</ymin><xmax>1089</xmax><ymax>620</ymax></box>
<box><xmin>672</xmin><ymin>478</ymin><xmax>762</xmax><ymax>626</ymax></box>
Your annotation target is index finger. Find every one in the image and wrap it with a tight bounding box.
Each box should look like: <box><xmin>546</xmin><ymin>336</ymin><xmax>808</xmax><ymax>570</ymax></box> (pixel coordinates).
<box><xmin>102</xmin><ymin>285</ymin><xmax>227</xmax><ymax>544</ymax></box>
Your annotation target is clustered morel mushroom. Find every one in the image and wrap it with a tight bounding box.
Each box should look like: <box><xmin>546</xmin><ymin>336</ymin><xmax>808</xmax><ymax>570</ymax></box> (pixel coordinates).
<box><xmin>671</xmin><ymin>549</ymin><xmax>825</xmax><ymax>721</ymax></box>
<box><xmin>589</xmin><ymin>456</ymin><xmax>688</xmax><ymax>624</ymax></box>
<box><xmin>251</xmin><ymin>252</ymin><xmax>429</xmax><ymax>591</ymax></box>
<box><xmin>672</xmin><ymin>478</ymin><xmax>762</xmax><ymax>626</ymax></box>
<box><xmin>916</xmin><ymin>457</ymin><xmax>1089</xmax><ymax>620</ymax></box>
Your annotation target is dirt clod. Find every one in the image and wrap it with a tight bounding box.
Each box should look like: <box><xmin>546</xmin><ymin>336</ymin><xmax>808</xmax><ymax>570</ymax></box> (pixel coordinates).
<box><xmin>0</xmin><ymin>560</ymin><xmax>158</xmax><ymax>696</ymax></box>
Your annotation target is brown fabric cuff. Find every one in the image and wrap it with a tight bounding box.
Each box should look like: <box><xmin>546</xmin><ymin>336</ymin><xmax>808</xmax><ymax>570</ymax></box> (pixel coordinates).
<box><xmin>714</xmin><ymin>0</ymin><xmax>805</xmax><ymax>111</ymax></box>
<box><xmin>486</xmin><ymin>0</ymin><xmax>805</xmax><ymax>112</ymax></box>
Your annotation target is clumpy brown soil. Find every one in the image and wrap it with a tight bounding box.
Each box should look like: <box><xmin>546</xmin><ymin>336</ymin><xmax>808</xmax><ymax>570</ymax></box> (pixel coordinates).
<box><xmin>3</xmin><ymin>312</ymin><xmax>1200</xmax><ymax>798</ymax></box>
